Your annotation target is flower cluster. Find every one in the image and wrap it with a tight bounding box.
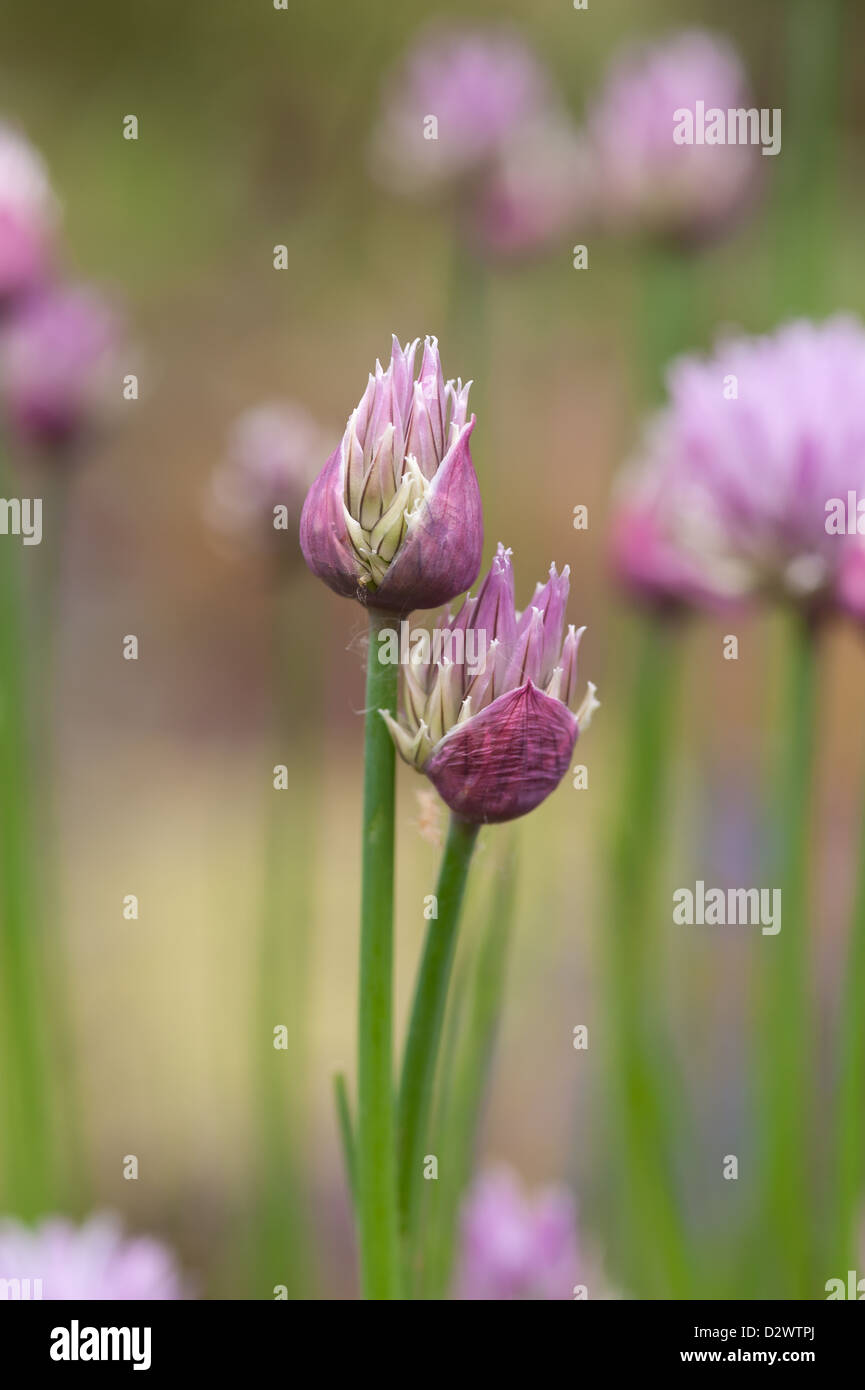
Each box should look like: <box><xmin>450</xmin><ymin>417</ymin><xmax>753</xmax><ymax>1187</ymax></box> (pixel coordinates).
<box><xmin>0</xmin><ymin>122</ymin><xmax>122</xmax><ymax>457</ymax></box>
<box><xmin>0</xmin><ymin>1213</ymin><xmax>186</xmax><ymax>1299</ymax></box>
<box><xmin>455</xmin><ymin>1167</ymin><xmax>585</xmax><ymax>1301</ymax></box>
<box><xmin>611</xmin><ymin>317</ymin><xmax>865</xmax><ymax>619</ymax></box>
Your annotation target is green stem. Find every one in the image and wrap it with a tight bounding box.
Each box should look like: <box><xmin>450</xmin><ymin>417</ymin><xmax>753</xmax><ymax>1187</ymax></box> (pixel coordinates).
<box><xmin>0</xmin><ymin>453</ymin><xmax>52</xmax><ymax>1216</ymax></box>
<box><xmin>833</xmin><ymin>768</ymin><xmax>865</xmax><ymax>1270</ymax></box>
<box><xmin>397</xmin><ymin>811</ymin><xmax>479</xmax><ymax>1291</ymax></box>
<box><xmin>333</xmin><ymin>1069</ymin><xmax>357</xmax><ymax>1205</ymax></box>
<box><xmin>356</xmin><ymin>606</ymin><xmax>400</xmax><ymax>1299</ymax></box>
<box><xmin>759</xmin><ymin>611</ymin><xmax>818</xmax><ymax>1296</ymax></box>
<box><xmin>423</xmin><ymin>833</ymin><xmax>518</xmax><ymax>1299</ymax></box>
<box><xmin>606</xmin><ymin>616</ymin><xmax>691</xmax><ymax>1297</ymax></box>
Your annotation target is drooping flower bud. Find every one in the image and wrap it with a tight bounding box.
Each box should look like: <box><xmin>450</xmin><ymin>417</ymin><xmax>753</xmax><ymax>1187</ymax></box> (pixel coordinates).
<box><xmin>300</xmin><ymin>335</ymin><xmax>482</xmax><ymax>614</ymax></box>
<box><xmin>0</xmin><ymin>124</ymin><xmax>59</xmax><ymax>304</ymax></box>
<box><xmin>381</xmin><ymin>544</ymin><xmax>598</xmax><ymax>824</ymax></box>
<box><xmin>0</xmin><ymin>283</ymin><xmax>121</xmax><ymax>454</ymax></box>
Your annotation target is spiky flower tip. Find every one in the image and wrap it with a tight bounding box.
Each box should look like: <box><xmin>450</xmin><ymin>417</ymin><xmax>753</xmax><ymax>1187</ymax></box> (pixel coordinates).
<box><xmin>380</xmin><ymin>543</ymin><xmax>598</xmax><ymax>825</ymax></box>
<box><xmin>300</xmin><ymin>335</ymin><xmax>482</xmax><ymax>614</ymax></box>
<box><xmin>0</xmin><ymin>123</ymin><xmax>59</xmax><ymax>303</ymax></box>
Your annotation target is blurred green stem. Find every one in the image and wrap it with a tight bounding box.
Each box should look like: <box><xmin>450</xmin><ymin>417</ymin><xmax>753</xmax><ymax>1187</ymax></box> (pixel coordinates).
<box><xmin>833</xmin><ymin>761</ymin><xmax>865</xmax><ymax>1268</ymax></box>
<box><xmin>422</xmin><ymin>834</ymin><xmax>518</xmax><ymax>1299</ymax></box>
<box><xmin>357</xmin><ymin>606</ymin><xmax>400</xmax><ymax>1299</ymax></box>
<box><xmin>333</xmin><ymin>1069</ymin><xmax>356</xmax><ymax>1205</ymax></box>
<box><xmin>0</xmin><ymin>450</ymin><xmax>52</xmax><ymax>1216</ymax></box>
<box><xmin>760</xmin><ymin>611</ymin><xmax>818</xmax><ymax>1296</ymax></box>
<box><xmin>397</xmin><ymin>812</ymin><xmax>479</xmax><ymax>1293</ymax></box>
<box><xmin>606</xmin><ymin>616</ymin><xmax>691</xmax><ymax>1297</ymax></box>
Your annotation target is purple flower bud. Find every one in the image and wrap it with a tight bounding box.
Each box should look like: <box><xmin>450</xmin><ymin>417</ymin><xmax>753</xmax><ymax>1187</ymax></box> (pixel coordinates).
<box><xmin>381</xmin><ymin>544</ymin><xmax>598</xmax><ymax>824</ymax></box>
<box><xmin>455</xmin><ymin>1166</ymin><xmax>584</xmax><ymax>1301</ymax></box>
<box><xmin>0</xmin><ymin>1213</ymin><xmax>187</xmax><ymax>1298</ymax></box>
<box><xmin>0</xmin><ymin>125</ymin><xmax>59</xmax><ymax>304</ymax></box>
<box><xmin>0</xmin><ymin>283</ymin><xmax>122</xmax><ymax>454</ymax></box>
<box><xmin>610</xmin><ymin>317</ymin><xmax>865</xmax><ymax>616</ymax></box>
<box><xmin>585</xmin><ymin>30</ymin><xmax>763</xmax><ymax>246</ymax></box>
<box><xmin>207</xmin><ymin>402</ymin><xmax>333</xmax><ymax>563</ymax></box>
<box><xmin>300</xmin><ymin>335</ymin><xmax>482</xmax><ymax>613</ymax></box>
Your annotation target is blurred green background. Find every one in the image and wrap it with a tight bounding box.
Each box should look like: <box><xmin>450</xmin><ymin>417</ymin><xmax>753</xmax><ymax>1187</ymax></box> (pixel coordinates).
<box><xmin>3</xmin><ymin>0</ymin><xmax>865</xmax><ymax>1297</ymax></box>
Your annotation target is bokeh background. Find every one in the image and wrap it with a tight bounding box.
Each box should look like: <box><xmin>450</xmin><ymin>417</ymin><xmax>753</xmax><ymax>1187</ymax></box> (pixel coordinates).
<box><xmin>3</xmin><ymin>0</ymin><xmax>865</xmax><ymax>1298</ymax></box>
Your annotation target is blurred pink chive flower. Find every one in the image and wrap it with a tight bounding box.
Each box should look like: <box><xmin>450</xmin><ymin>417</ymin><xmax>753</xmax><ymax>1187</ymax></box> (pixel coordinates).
<box><xmin>455</xmin><ymin>1167</ymin><xmax>584</xmax><ymax>1301</ymax></box>
<box><xmin>207</xmin><ymin>402</ymin><xmax>331</xmax><ymax>560</ymax></box>
<box><xmin>300</xmin><ymin>334</ymin><xmax>481</xmax><ymax>614</ymax></box>
<box><xmin>0</xmin><ymin>283</ymin><xmax>122</xmax><ymax>453</ymax></box>
<box><xmin>0</xmin><ymin>124</ymin><xmax>59</xmax><ymax>303</ymax></box>
<box><xmin>381</xmin><ymin>543</ymin><xmax>598</xmax><ymax>824</ymax></box>
<box><xmin>0</xmin><ymin>1213</ymin><xmax>186</xmax><ymax>1299</ymax></box>
<box><xmin>611</xmin><ymin>317</ymin><xmax>865</xmax><ymax>615</ymax></box>
<box><xmin>585</xmin><ymin>30</ymin><xmax>762</xmax><ymax>246</ymax></box>
<box><xmin>372</xmin><ymin>24</ymin><xmax>551</xmax><ymax>196</ymax></box>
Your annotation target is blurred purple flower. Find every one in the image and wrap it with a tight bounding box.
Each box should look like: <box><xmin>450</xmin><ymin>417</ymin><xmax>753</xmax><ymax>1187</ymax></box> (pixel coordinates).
<box><xmin>0</xmin><ymin>124</ymin><xmax>59</xmax><ymax>303</ymax></box>
<box><xmin>585</xmin><ymin>30</ymin><xmax>762</xmax><ymax>246</ymax></box>
<box><xmin>300</xmin><ymin>334</ymin><xmax>481</xmax><ymax>613</ymax></box>
<box><xmin>470</xmin><ymin>110</ymin><xmax>592</xmax><ymax>261</ymax></box>
<box><xmin>381</xmin><ymin>543</ymin><xmax>598</xmax><ymax>824</ymax></box>
<box><xmin>0</xmin><ymin>283</ymin><xmax>122</xmax><ymax>453</ymax></box>
<box><xmin>455</xmin><ymin>1166</ymin><xmax>584</xmax><ymax>1301</ymax></box>
<box><xmin>610</xmin><ymin>318</ymin><xmax>865</xmax><ymax>615</ymax></box>
<box><xmin>207</xmin><ymin>402</ymin><xmax>331</xmax><ymax>561</ymax></box>
<box><xmin>371</xmin><ymin>24</ymin><xmax>551</xmax><ymax>197</ymax></box>
<box><xmin>0</xmin><ymin>1213</ymin><xmax>185</xmax><ymax>1299</ymax></box>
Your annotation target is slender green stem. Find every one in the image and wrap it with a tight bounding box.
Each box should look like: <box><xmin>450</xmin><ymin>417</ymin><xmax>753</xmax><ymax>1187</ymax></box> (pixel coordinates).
<box><xmin>397</xmin><ymin>812</ymin><xmax>479</xmax><ymax>1290</ymax></box>
<box><xmin>759</xmin><ymin>611</ymin><xmax>818</xmax><ymax>1297</ymax></box>
<box><xmin>0</xmin><ymin>452</ymin><xmax>52</xmax><ymax>1216</ymax></box>
<box><xmin>356</xmin><ymin>606</ymin><xmax>400</xmax><ymax>1299</ymax></box>
<box><xmin>833</xmin><ymin>768</ymin><xmax>865</xmax><ymax>1270</ymax></box>
<box><xmin>605</xmin><ymin>616</ymin><xmax>691</xmax><ymax>1298</ymax></box>
<box><xmin>333</xmin><ymin>1069</ymin><xmax>357</xmax><ymax>1205</ymax></box>
<box><xmin>423</xmin><ymin>833</ymin><xmax>518</xmax><ymax>1299</ymax></box>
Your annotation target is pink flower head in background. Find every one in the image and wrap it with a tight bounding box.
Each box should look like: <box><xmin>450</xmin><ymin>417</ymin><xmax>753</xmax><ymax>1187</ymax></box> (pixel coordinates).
<box><xmin>470</xmin><ymin>109</ymin><xmax>592</xmax><ymax>261</ymax></box>
<box><xmin>585</xmin><ymin>30</ymin><xmax>763</xmax><ymax>246</ymax></box>
<box><xmin>0</xmin><ymin>283</ymin><xmax>122</xmax><ymax>454</ymax></box>
<box><xmin>0</xmin><ymin>124</ymin><xmax>59</xmax><ymax>303</ymax></box>
<box><xmin>381</xmin><ymin>543</ymin><xmax>598</xmax><ymax>824</ymax></box>
<box><xmin>371</xmin><ymin>24</ymin><xmax>551</xmax><ymax>197</ymax></box>
<box><xmin>0</xmin><ymin>1213</ymin><xmax>186</xmax><ymax>1299</ymax></box>
<box><xmin>300</xmin><ymin>334</ymin><xmax>481</xmax><ymax>614</ymax></box>
<box><xmin>610</xmin><ymin>317</ymin><xmax>865</xmax><ymax>616</ymax></box>
<box><xmin>207</xmin><ymin>402</ymin><xmax>331</xmax><ymax>561</ymax></box>
<box><xmin>455</xmin><ymin>1166</ymin><xmax>584</xmax><ymax>1300</ymax></box>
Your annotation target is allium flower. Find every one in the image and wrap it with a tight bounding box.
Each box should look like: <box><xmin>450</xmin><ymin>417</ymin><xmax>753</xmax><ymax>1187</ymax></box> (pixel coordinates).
<box><xmin>300</xmin><ymin>335</ymin><xmax>481</xmax><ymax>614</ymax></box>
<box><xmin>585</xmin><ymin>30</ymin><xmax>762</xmax><ymax>245</ymax></box>
<box><xmin>381</xmin><ymin>544</ymin><xmax>598</xmax><ymax>824</ymax></box>
<box><xmin>0</xmin><ymin>1213</ymin><xmax>185</xmax><ymax>1299</ymax></box>
<box><xmin>0</xmin><ymin>124</ymin><xmax>59</xmax><ymax>302</ymax></box>
<box><xmin>371</xmin><ymin>24</ymin><xmax>551</xmax><ymax>196</ymax></box>
<box><xmin>455</xmin><ymin>1166</ymin><xmax>584</xmax><ymax>1301</ymax></box>
<box><xmin>610</xmin><ymin>318</ymin><xmax>865</xmax><ymax>615</ymax></box>
<box><xmin>0</xmin><ymin>283</ymin><xmax>121</xmax><ymax>452</ymax></box>
<box><xmin>207</xmin><ymin>402</ymin><xmax>330</xmax><ymax>560</ymax></box>
<box><xmin>470</xmin><ymin>110</ymin><xmax>592</xmax><ymax>260</ymax></box>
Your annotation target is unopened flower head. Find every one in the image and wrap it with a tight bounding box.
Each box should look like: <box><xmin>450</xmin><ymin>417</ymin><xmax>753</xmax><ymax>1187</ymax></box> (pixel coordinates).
<box><xmin>371</xmin><ymin>24</ymin><xmax>551</xmax><ymax>197</ymax></box>
<box><xmin>0</xmin><ymin>1213</ymin><xmax>185</xmax><ymax>1299</ymax></box>
<box><xmin>300</xmin><ymin>335</ymin><xmax>481</xmax><ymax>613</ymax></box>
<box><xmin>611</xmin><ymin>317</ymin><xmax>865</xmax><ymax>615</ymax></box>
<box><xmin>585</xmin><ymin>30</ymin><xmax>761</xmax><ymax>246</ymax></box>
<box><xmin>0</xmin><ymin>283</ymin><xmax>122</xmax><ymax>453</ymax></box>
<box><xmin>381</xmin><ymin>543</ymin><xmax>598</xmax><ymax>824</ymax></box>
<box><xmin>208</xmin><ymin>402</ymin><xmax>330</xmax><ymax>561</ymax></box>
<box><xmin>0</xmin><ymin>124</ymin><xmax>59</xmax><ymax>303</ymax></box>
<box><xmin>455</xmin><ymin>1166</ymin><xmax>584</xmax><ymax>1301</ymax></box>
